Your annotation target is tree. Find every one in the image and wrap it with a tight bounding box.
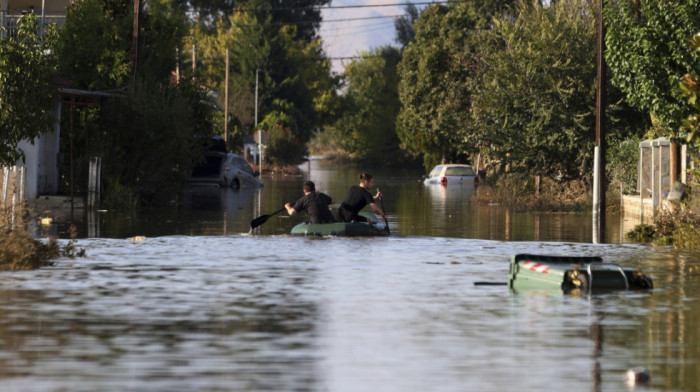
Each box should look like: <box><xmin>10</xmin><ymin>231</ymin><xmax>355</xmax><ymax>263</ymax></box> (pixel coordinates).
<box><xmin>189</xmin><ymin>4</ymin><xmax>335</xmax><ymax>148</ymax></box>
<box><xmin>605</xmin><ymin>0</ymin><xmax>700</xmax><ymax>134</ymax></box>
<box><xmin>259</xmin><ymin>99</ymin><xmax>308</xmax><ymax>165</ymax></box>
<box><xmin>394</xmin><ymin>3</ymin><xmax>419</xmax><ymax>49</ymax></box>
<box><xmin>397</xmin><ymin>1</ymin><xmax>512</xmax><ymax>168</ymax></box>
<box><xmin>331</xmin><ymin>46</ymin><xmax>402</xmax><ymax>164</ymax></box>
<box><xmin>98</xmin><ymin>80</ymin><xmax>219</xmax><ymax>205</ymax></box>
<box><xmin>680</xmin><ymin>33</ymin><xmax>700</xmax><ymax>147</ymax></box>
<box><xmin>0</xmin><ymin>14</ymin><xmax>58</xmax><ymax>164</ymax></box>
<box><xmin>138</xmin><ymin>0</ymin><xmax>190</xmax><ymax>84</ymax></box>
<box><xmin>184</xmin><ymin>0</ymin><xmax>329</xmax><ymax>43</ymax></box>
<box><xmin>53</xmin><ymin>0</ymin><xmax>219</xmax><ymax>205</ymax></box>
<box><xmin>471</xmin><ymin>0</ymin><xmax>599</xmax><ymax>178</ymax></box>
<box><xmin>55</xmin><ymin>0</ymin><xmax>132</xmax><ymax>90</ymax></box>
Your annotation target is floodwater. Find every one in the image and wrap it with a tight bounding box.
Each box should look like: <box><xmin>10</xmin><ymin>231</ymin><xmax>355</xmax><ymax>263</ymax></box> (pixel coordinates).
<box><xmin>1</xmin><ymin>159</ymin><xmax>699</xmax><ymax>391</ymax></box>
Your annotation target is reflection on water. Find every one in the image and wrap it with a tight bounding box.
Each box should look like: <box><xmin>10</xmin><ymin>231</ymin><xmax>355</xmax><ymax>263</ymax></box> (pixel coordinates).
<box><xmin>7</xmin><ymin>160</ymin><xmax>700</xmax><ymax>391</ymax></box>
<box><xmin>49</xmin><ymin>159</ymin><xmax>627</xmax><ymax>243</ymax></box>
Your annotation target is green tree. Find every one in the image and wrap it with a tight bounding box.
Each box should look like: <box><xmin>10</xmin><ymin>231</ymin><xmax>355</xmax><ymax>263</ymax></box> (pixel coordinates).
<box><xmin>56</xmin><ymin>0</ymin><xmax>132</xmax><ymax>90</ymax></box>
<box><xmin>331</xmin><ymin>46</ymin><xmax>402</xmax><ymax>164</ymax></box>
<box><xmin>190</xmin><ymin>4</ymin><xmax>335</xmax><ymax>149</ymax></box>
<box><xmin>397</xmin><ymin>1</ymin><xmax>512</xmax><ymax>169</ymax></box>
<box><xmin>99</xmin><ymin>81</ymin><xmax>218</xmax><ymax>205</ymax></box>
<box><xmin>53</xmin><ymin>0</ymin><xmax>218</xmax><ymax>205</ymax></box>
<box><xmin>259</xmin><ymin>99</ymin><xmax>307</xmax><ymax>165</ymax></box>
<box><xmin>138</xmin><ymin>0</ymin><xmax>190</xmax><ymax>84</ymax></box>
<box><xmin>680</xmin><ymin>33</ymin><xmax>700</xmax><ymax>147</ymax></box>
<box><xmin>394</xmin><ymin>3</ymin><xmax>419</xmax><ymax>49</ymax></box>
<box><xmin>605</xmin><ymin>0</ymin><xmax>700</xmax><ymax>134</ymax></box>
<box><xmin>471</xmin><ymin>0</ymin><xmax>599</xmax><ymax>178</ymax></box>
<box><xmin>0</xmin><ymin>13</ymin><xmax>58</xmax><ymax>164</ymax></box>
<box><xmin>185</xmin><ymin>0</ymin><xmax>330</xmax><ymax>42</ymax></box>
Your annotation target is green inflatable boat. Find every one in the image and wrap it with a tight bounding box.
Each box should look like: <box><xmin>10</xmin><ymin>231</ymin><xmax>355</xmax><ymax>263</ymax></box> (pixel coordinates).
<box><xmin>290</xmin><ymin>211</ymin><xmax>389</xmax><ymax>237</ymax></box>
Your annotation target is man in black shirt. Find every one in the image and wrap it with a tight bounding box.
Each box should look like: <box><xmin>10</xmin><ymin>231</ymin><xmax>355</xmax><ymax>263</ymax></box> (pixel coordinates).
<box><xmin>285</xmin><ymin>181</ymin><xmax>335</xmax><ymax>224</ymax></box>
<box><xmin>336</xmin><ymin>173</ymin><xmax>388</xmax><ymax>223</ymax></box>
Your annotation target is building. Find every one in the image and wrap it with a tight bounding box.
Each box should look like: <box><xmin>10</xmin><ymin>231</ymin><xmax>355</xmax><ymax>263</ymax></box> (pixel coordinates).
<box><xmin>2</xmin><ymin>1</ymin><xmax>73</xmax><ymax>201</ymax></box>
<box><xmin>1</xmin><ymin>0</ymin><xmax>71</xmax><ymax>37</ymax></box>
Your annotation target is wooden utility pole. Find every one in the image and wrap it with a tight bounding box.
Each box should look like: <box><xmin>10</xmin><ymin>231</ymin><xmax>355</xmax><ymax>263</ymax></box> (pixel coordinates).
<box><xmin>192</xmin><ymin>44</ymin><xmax>196</xmax><ymax>73</ymax></box>
<box><xmin>225</xmin><ymin>49</ymin><xmax>229</xmax><ymax>144</ymax></box>
<box><xmin>131</xmin><ymin>0</ymin><xmax>141</xmax><ymax>84</ymax></box>
<box><xmin>592</xmin><ymin>0</ymin><xmax>607</xmax><ymax>243</ymax></box>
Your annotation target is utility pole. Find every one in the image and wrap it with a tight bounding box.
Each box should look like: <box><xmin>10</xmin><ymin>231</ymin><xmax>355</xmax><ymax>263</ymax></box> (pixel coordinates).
<box><xmin>592</xmin><ymin>0</ymin><xmax>607</xmax><ymax>243</ymax></box>
<box><xmin>192</xmin><ymin>44</ymin><xmax>196</xmax><ymax>73</ymax></box>
<box><xmin>131</xmin><ymin>0</ymin><xmax>141</xmax><ymax>84</ymax></box>
<box><xmin>255</xmin><ymin>68</ymin><xmax>263</xmax><ymax>167</ymax></box>
<box><xmin>224</xmin><ymin>49</ymin><xmax>229</xmax><ymax>144</ymax></box>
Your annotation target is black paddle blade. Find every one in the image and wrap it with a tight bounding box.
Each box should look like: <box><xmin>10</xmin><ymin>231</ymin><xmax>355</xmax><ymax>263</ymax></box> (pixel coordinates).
<box><xmin>250</xmin><ymin>214</ymin><xmax>272</xmax><ymax>229</ymax></box>
<box><xmin>250</xmin><ymin>206</ymin><xmax>287</xmax><ymax>230</ymax></box>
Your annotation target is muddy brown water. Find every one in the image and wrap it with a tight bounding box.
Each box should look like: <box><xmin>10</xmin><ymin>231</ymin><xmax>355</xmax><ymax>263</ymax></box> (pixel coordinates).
<box><xmin>2</xmin><ymin>160</ymin><xmax>698</xmax><ymax>391</ymax></box>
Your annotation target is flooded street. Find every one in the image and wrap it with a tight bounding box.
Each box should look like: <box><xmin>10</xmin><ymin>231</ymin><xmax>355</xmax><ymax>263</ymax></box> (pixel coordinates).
<box><xmin>2</xmin><ymin>160</ymin><xmax>699</xmax><ymax>391</ymax></box>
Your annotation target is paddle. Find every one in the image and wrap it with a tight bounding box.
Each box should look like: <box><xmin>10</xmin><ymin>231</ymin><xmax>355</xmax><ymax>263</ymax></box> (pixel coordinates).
<box><xmin>377</xmin><ymin>188</ymin><xmax>390</xmax><ymax>235</ymax></box>
<box><xmin>250</xmin><ymin>206</ymin><xmax>287</xmax><ymax>230</ymax></box>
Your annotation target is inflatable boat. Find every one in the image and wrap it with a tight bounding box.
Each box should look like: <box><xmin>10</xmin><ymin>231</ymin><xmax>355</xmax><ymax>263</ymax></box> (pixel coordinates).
<box><xmin>290</xmin><ymin>211</ymin><xmax>389</xmax><ymax>237</ymax></box>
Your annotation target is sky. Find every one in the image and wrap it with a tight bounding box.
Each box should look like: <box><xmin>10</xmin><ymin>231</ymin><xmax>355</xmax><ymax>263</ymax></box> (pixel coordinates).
<box><xmin>320</xmin><ymin>1</ymin><xmax>422</xmax><ymax>74</ymax></box>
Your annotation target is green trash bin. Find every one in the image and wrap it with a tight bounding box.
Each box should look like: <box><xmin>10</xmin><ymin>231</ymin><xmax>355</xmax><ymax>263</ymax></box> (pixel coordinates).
<box><xmin>508</xmin><ymin>254</ymin><xmax>653</xmax><ymax>294</ymax></box>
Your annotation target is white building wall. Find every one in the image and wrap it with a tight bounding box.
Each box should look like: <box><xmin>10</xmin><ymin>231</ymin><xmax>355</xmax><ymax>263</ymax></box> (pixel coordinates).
<box><xmin>15</xmin><ymin>100</ymin><xmax>61</xmax><ymax>200</ymax></box>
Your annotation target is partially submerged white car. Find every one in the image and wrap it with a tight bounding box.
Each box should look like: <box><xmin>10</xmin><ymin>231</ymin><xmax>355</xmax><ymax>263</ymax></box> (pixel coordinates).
<box><xmin>188</xmin><ymin>138</ymin><xmax>263</xmax><ymax>189</ymax></box>
<box><xmin>423</xmin><ymin>164</ymin><xmax>480</xmax><ymax>186</ymax></box>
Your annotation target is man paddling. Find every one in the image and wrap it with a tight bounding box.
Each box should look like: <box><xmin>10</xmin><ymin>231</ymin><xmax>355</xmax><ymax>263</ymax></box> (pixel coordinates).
<box><xmin>335</xmin><ymin>173</ymin><xmax>388</xmax><ymax>223</ymax></box>
<box><xmin>285</xmin><ymin>181</ymin><xmax>335</xmax><ymax>224</ymax></box>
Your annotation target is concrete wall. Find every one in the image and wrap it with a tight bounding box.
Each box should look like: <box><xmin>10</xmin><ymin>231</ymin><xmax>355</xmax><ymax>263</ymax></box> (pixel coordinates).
<box><xmin>15</xmin><ymin>100</ymin><xmax>61</xmax><ymax>200</ymax></box>
<box><xmin>621</xmin><ymin>195</ymin><xmax>655</xmax><ymax>226</ymax></box>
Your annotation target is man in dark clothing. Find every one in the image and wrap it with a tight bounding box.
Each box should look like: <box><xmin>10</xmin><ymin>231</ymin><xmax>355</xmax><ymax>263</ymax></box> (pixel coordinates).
<box><xmin>285</xmin><ymin>181</ymin><xmax>335</xmax><ymax>224</ymax></box>
<box><xmin>336</xmin><ymin>173</ymin><xmax>388</xmax><ymax>223</ymax></box>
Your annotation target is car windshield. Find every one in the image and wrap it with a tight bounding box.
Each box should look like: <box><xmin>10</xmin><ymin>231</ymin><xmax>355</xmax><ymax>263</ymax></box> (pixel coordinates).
<box><xmin>230</xmin><ymin>156</ymin><xmax>254</xmax><ymax>175</ymax></box>
<box><xmin>444</xmin><ymin>166</ymin><xmax>475</xmax><ymax>176</ymax></box>
<box><xmin>428</xmin><ymin>166</ymin><xmax>444</xmax><ymax>177</ymax></box>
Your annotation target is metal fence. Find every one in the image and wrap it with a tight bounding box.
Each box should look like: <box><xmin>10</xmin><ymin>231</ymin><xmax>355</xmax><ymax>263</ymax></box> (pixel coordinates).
<box><xmin>1</xmin><ymin>11</ymin><xmax>66</xmax><ymax>38</ymax></box>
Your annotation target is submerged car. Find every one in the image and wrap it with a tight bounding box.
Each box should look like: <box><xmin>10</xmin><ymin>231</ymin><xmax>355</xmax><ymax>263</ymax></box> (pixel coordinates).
<box><xmin>221</xmin><ymin>153</ymin><xmax>264</xmax><ymax>189</ymax></box>
<box><xmin>423</xmin><ymin>164</ymin><xmax>480</xmax><ymax>186</ymax></box>
<box><xmin>188</xmin><ymin>137</ymin><xmax>263</xmax><ymax>189</ymax></box>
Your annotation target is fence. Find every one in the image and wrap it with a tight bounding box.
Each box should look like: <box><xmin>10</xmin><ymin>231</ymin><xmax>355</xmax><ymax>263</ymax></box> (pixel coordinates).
<box><xmin>1</xmin><ymin>11</ymin><xmax>67</xmax><ymax>39</ymax></box>
<box><xmin>1</xmin><ymin>166</ymin><xmax>27</xmax><ymax>227</ymax></box>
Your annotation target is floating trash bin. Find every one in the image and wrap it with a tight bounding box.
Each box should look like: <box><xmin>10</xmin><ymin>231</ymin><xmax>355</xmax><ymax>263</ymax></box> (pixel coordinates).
<box><xmin>508</xmin><ymin>254</ymin><xmax>653</xmax><ymax>293</ymax></box>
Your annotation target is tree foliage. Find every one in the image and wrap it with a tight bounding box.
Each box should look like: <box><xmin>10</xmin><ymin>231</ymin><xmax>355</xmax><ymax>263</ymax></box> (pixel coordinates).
<box><xmin>472</xmin><ymin>0</ymin><xmax>599</xmax><ymax>178</ymax></box>
<box><xmin>56</xmin><ymin>0</ymin><xmax>133</xmax><ymax>90</ymax></box>
<box><xmin>0</xmin><ymin>13</ymin><xmax>58</xmax><ymax>164</ymax></box>
<box><xmin>184</xmin><ymin>0</ymin><xmax>330</xmax><ymax>43</ymax></box>
<box><xmin>330</xmin><ymin>46</ymin><xmax>402</xmax><ymax>164</ymax></box>
<box><xmin>99</xmin><ymin>81</ymin><xmax>218</xmax><ymax>205</ymax></box>
<box><xmin>604</xmin><ymin>0</ymin><xmax>700</xmax><ymax>134</ymax></box>
<box><xmin>680</xmin><ymin>33</ymin><xmax>700</xmax><ymax>147</ymax></box>
<box><xmin>394</xmin><ymin>3</ymin><xmax>419</xmax><ymax>49</ymax></box>
<box><xmin>57</xmin><ymin>0</ymin><xmax>188</xmax><ymax>90</ymax></box>
<box><xmin>53</xmin><ymin>0</ymin><xmax>219</xmax><ymax>205</ymax></box>
<box><xmin>397</xmin><ymin>1</ymin><xmax>512</xmax><ymax>169</ymax></box>
<box><xmin>259</xmin><ymin>99</ymin><xmax>308</xmax><ymax>165</ymax></box>
<box><xmin>189</xmin><ymin>2</ymin><xmax>335</xmax><ymax>158</ymax></box>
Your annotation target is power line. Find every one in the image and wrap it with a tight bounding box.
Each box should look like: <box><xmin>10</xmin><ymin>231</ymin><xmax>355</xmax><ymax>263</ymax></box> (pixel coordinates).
<box><xmin>231</xmin><ymin>1</ymin><xmax>451</xmax><ymax>12</ymax></box>
<box><xmin>230</xmin><ymin>14</ymin><xmax>403</xmax><ymax>27</ymax></box>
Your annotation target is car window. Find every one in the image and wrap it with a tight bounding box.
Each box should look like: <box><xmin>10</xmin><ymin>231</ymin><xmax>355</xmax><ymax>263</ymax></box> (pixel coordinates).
<box><xmin>231</xmin><ymin>157</ymin><xmax>254</xmax><ymax>175</ymax></box>
<box><xmin>445</xmin><ymin>166</ymin><xmax>475</xmax><ymax>176</ymax></box>
<box><xmin>429</xmin><ymin>166</ymin><xmax>444</xmax><ymax>176</ymax></box>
